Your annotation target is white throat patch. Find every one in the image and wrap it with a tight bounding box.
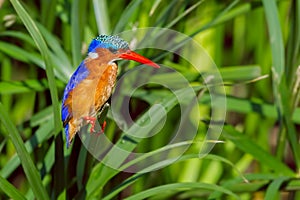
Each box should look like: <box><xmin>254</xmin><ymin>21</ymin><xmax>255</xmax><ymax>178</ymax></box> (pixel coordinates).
<box><xmin>88</xmin><ymin>52</ymin><xmax>99</xmax><ymax>59</ymax></box>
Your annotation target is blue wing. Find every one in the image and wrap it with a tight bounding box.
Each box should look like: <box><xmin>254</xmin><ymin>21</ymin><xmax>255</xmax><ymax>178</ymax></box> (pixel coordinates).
<box><xmin>61</xmin><ymin>61</ymin><xmax>89</xmax><ymax>125</ymax></box>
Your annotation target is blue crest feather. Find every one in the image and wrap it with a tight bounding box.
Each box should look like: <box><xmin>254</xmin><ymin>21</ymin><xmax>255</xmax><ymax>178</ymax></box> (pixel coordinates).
<box><xmin>88</xmin><ymin>35</ymin><xmax>129</xmax><ymax>53</ymax></box>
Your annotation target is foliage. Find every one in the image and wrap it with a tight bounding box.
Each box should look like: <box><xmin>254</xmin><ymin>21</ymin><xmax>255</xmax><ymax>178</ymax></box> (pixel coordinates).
<box><xmin>0</xmin><ymin>0</ymin><xmax>299</xmax><ymax>199</ymax></box>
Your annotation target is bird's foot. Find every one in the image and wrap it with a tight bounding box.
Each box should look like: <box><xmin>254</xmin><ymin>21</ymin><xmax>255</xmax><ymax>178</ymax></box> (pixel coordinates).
<box><xmin>101</xmin><ymin>121</ymin><xmax>106</xmax><ymax>132</ymax></box>
<box><xmin>84</xmin><ymin>117</ymin><xmax>106</xmax><ymax>135</ymax></box>
<box><xmin>95</xmin><ymin>121</ymin><xmax>106</xmax><ymax>136</ymax></box>
<box><xmin>83</xmin><ymin>116</ymin><xmax>96</xmax><ymax>133</ymax></box>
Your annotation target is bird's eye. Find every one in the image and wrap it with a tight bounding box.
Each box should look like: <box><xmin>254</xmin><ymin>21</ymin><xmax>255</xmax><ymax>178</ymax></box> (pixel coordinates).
<box><xmin>108</xmin><ymin>47</ymin><xmax>117</xmax><ymax>53</ymax></box>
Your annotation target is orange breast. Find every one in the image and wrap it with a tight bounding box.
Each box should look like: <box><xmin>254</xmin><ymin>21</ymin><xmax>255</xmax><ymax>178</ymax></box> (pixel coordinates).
<box><xmin>94</xmin><ymin>64</ymin><xmax>118</xmax><ymax>112</ymax></box>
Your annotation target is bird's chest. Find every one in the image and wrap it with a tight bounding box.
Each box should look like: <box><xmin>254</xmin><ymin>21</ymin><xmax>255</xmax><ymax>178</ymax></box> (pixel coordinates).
<box><xmin>70</xmin><ymin>61</ymin><xmax>118</xmax><ymax>118</ymax></box>
<box><xmin>93</xmin><ymin>63</ymin><xmax>118</xmax><ymax>111</ymax></box>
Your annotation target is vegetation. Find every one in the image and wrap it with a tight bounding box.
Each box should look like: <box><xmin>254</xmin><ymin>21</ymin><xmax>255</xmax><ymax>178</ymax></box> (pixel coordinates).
<box><xmin>0</xmin><ymin>0</ymin><xmax>299</xmax><ymax>199</ymax></box>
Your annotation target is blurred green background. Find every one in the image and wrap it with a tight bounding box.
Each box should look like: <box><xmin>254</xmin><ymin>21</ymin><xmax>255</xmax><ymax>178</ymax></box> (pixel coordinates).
<box><xmin>0</xmin><ymin>0</ymin><xmax>300</xmax><ymax>199</ymax></box>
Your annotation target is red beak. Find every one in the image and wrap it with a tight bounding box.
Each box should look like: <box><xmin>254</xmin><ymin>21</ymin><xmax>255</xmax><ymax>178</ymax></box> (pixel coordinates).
<box><xmin>119</xmin><ymin>50</ymin><xmax>160</xmax><ymax>68</ymax></box>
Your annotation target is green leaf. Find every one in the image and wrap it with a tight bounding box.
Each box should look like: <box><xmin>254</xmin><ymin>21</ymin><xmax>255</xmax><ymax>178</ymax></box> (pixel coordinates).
<box><xmin>0</xmin><ymin>119</ymin><xmax>53</xmax><ymax>179</ymax></box>
<box><xmin>41</xmin><ymin>0</ymin><xmax>57</xmax><ymax>31</ymax></box>
<box><xmin>222</xmin><ymin>125</ymin><xmax>295</xmax><ymax>177</ymax></box>
<box><xmin>71</xmin><ymin>0</ymin><xmax>87</xmax><ymax>66</ymax></box>
<box><xmin>10</xmin><ymin>0</ymin><xmax>61</xmax><ymax>136</ymax></box>
<box><xmin>103</xmin><ymin>152</ymin><xmax>245</xmax><ymax>200</ymax></box>
<box><xmin>265</xmin><ymin>177</ymin><xmax>289</xmax><ymax>200</ymax></box>
<box><xmin>0</xmin><ymin>41</ymin><xmax>68</xmax><ymax>82</ymax></box>
<box><xmin>212</xmin><ymin>173</ymin><xmax>277</xmax><ymax>197</ymax></box>
<box><xmin>113</xmin><ymin>0</ymin><xmax>143</xmax><ymax>34</ymax></box>
<box><xmin>262</xmin><ymin>0</ymin><xmax>300</xmax><ymax>169</ymax></box>
<box><xmin>220</xmin><ymin>65</ymin><xmax>262</xmax><ymax>82</ymax></box>
<box><xmin>0</xmin><ymin>175</ymin><xmax>26</xmax><ymax>200</ymax></box>
<box><xmin>262</xmin><ymin>0</ymin><xmax>284</xmax><ymax>78</ymax></box>
<box><xmin>30</xmin><ymin>106</ymin><xmax>54</xmax><ymax>127</ymax></box>
<box><xmin>0</xmin><ymin>31</ymin><xmax>35</xmax><ymax>46</ymax></box>
<box><xmin>37</xmin><ymin>23</ymin><xmax>73</xmax><ymax>81</ymax></box>
<box><xmin>93</xmin><ymin>0</ymin><xmax>111</xmax><ymax>34</ymax></box>
<box><xmin>124</xmin><ymin>182</ymin><xmax>240</xmax><ymax>200</ymax></box>
<box><xmin>0</xmin><ymin>41</ymin><xmax>44</xmax><ymax>66</ymax></box>
<box><xmin>0</xmin><ymin>103</ymin><xmax>49</xmax><ymax>200</ymax></box>
<box><xmin>0</xmin><ymin>79</ymin><xmax>64</xmax><ymax>94</ymax></box>
<box><xmin>86</xmin><ymin>83</ymin><xmax>198</xmax><ymax>198</ymax></box>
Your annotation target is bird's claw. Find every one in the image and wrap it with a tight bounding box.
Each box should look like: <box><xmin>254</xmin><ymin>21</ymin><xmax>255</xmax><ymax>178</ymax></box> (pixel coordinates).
<box><xmin>83</xmin><ymin>117</ymin><xmax>106</xmax><ymax>134</ymax></box>
<box><xmin>95</xmin><ymin>121</ymin><xmax>107</xmax><ymax>136</ymax></box>
<box><xmin>83</xmin><ymin>116</ymin><xmax>96</xmax><ymax>133</ymax></box>
<box><xmin>101</xmin><ymin>121</ymin><xmax>106</xmax><ymax>132</ymax></box>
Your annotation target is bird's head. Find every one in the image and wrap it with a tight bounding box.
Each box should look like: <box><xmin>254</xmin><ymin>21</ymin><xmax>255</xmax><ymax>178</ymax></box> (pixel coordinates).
<box><xmin>87</xmin><ymin>35</ymin><xmax>160</xmax><ymax>68</ymax></box>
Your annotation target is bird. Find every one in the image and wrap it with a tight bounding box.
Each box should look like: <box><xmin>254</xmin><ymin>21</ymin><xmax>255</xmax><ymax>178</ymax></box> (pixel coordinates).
<box><xmin>61</xmin><ymin>35</ymin><xmax>159</xmax><ymax>148</ymax></box>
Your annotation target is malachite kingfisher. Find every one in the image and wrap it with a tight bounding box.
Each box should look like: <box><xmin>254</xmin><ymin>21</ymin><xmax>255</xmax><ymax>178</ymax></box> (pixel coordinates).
<box><xmin>62</xmin><ymin>35</ymin><xmax>160</xmax><ymax>148</ymax></box>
